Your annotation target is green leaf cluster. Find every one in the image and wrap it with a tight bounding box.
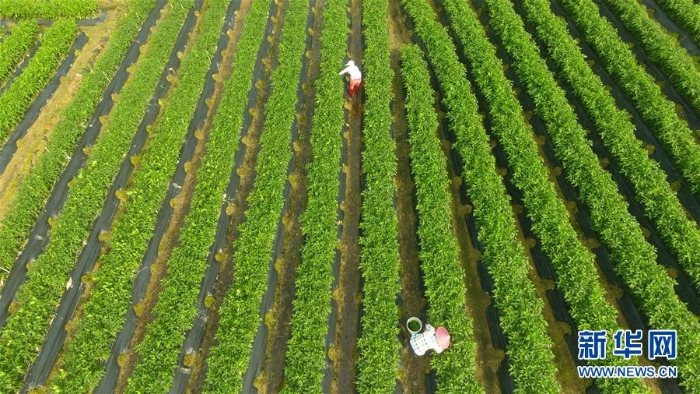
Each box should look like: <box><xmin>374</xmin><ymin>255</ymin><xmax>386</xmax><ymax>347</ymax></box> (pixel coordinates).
<box><xmin>401</xmin><ymin>0</ymin><xmax>560</xmax><ymax>392</ymax></box>
<box><xmin>400</xmin><ymin>43</ymin><xmax>482</xmax><ymax>393</ymax></box>
<box><xmin>0</xmin><ymin>19</ymin><xmax>77</xmax><ymax>143</ymax></box>
<box><xmin>203</xmin><ymin>0</ymin><xmax>311</xmax><ymax>391</ymax></box>
<box><xmin>599</xmin><ymin>0</ymin><xmax>700</xmax><ymax>113</ymax></box>
<box><xmin>485</xmin><ymin>0</ymin><xmax>700</xmax><ymax>389</ymax></box>
<box><xmin>560</xmin><ymin>0</ymin><xmax>700</xmax><ymax>194</ymax></box>
<box><xmin>644</xmin><ymin>0</ymin><xmax>700</xmax><ymax>47</ymax></box>
<box><xmin>0</xmin><ymin>0</ymin><xmax>99</xmax><ymax>19</ymax></box>
<box><xmin>281</xmin><ymin>0</ymin><xmax>346</xmax><ymax>392</ymax></box>
<box><xmin>0</xmin><ymin>0</ymin><xmax>154</xmax><ymax>290</ymax></box>
<box><xmin>0</xmin><ymin>20</ymin><xmax>40</xmax><ymax>87</ymax></box>
<box><xmin>354</xmin><ymin>0</ymin><xmax>403</xmax><ymax>392</ymax></box>
<box><xmin>440</xmin><ymin>0</ymin><xmax>647</xmax><ymax>391</ymax></box>
<box><xmin>523</xmin><ymin>0</ymin><xmax>700</xmax><ymax>319</ymax></box>
<box><xmin>51</xmin><ymin>0</ymin><xmax>235</xmax><ymax>391</ymax></box>
<box><xmin>0</xmin><ymin>1</ymin><xmax>189</xmax><ymax>390</ymax></box>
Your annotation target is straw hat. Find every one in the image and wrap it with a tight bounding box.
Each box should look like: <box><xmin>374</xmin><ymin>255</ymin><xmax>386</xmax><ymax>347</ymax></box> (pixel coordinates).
<box><xmin>346</xmin><ymin>60</ymin><xmax>355</xmax><ymax>67</ymax></box>
<box><xmin>436</xmin><ymin>326</ymin><xmax>451</xmax><ymax>350</ymax></box>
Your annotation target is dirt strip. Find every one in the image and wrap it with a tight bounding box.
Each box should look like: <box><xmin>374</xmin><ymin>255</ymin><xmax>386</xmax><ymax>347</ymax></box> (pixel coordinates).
<box><xmin>330</xmin><ymin>0</ymin><xmax>364</xmax><ymax>391</ymax></box>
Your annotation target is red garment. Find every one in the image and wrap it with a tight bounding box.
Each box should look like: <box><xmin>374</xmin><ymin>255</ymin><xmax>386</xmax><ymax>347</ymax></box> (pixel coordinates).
<box><xmin>349</xmin><ymin>78</ymin><xmax>361</xmax><ymax>97</ymax></box>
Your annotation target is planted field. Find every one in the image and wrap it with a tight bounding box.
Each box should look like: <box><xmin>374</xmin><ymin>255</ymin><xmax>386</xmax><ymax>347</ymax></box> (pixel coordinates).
<box><xmin>0</xmin><ymin>0</ymin><xmax>698</xmax><ymax>392</ymax></box>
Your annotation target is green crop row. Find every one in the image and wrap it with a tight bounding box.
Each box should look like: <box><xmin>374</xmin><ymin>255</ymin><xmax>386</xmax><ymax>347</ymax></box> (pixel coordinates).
<box><xmin>559</xmin><ymin>0</ymin><xmax>700</xmax><ymax>195</ymax></box>
<box><xmin>0</xmin><ymin>0</ymin><xmax>155</xmax><ymax>290</ymax></box>
<box><xmin>51</xmin><ymin>0</ymin><xmax>235</xmax><ymax>391</ymax></box>
<box><xmin>599</xmin><ymin>0</ymin><xmax>700</xmax><ymax>113</ymax></box>
<box><xmin>0</xmin><ymin>1</ymin><xmax>191</xmax><ymax>391</ymax></box>
<box><xmin>203</xmin><ymin>0</ymin><xmax>310</xmax><ymax>391</ymax></box>
<box><xmin>280</xmin><ymin>1</ymin><xmax>346</xmax><ymax>392</ymax></box>
<box><xmin>0</xmin><ymin>20</ymin><xmax>39</xmax><ymax>87</ymax></box>
<box><xmin>354</xmin><ymin>0</ymin><xmax>402</xmax><ymax>392</ymax></box>
<box><xmin>523</xmin><ymin>0</ymin><xmax>700</xmax><ymax>310</ymax></box>
<box><xmin>485</xmin><ymin>0</ymin><xmax>700</xmax><ymax>389</ymax></box>
<box><xmin>400</xmin><ymin>44</ymin><xmax>482</xmax><ymax>393</ymax></box>
<box><xmin>0</xmin><ymin>0</ymin><xmax>99</xmax><ymax>19</ymax></box>
<box><xmin>401</xmin><ymin>0</ymin><xmax>560</xmax><ymax>392</ymax></box>
<box><xmin>440</xmin><ymin>0</ymin><xmax>646</xmax><ymax>391</ymax></box>
<box><xmin>0</xmin><ymin>19</ymin><xmax>77</xmax><ymax>143</ymax></box>
<box><xmin>648</xmin><ymin>0</ymin><xmax>700</xmax><ymax>47</ymax></box>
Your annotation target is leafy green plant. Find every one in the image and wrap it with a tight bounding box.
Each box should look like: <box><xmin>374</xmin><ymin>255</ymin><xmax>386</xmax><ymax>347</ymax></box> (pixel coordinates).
<box><xmin>0</xmin><ymin>1</ymin><xmax>189</xmax><ymax>390</ymax></box>
<box><xmin>484</xmin><ymin>0</ymin><xmax>700</xmax><ymax>388</ymax></box>
<box><xmin>0</xmin><ymin>0</ymin><xmax>99</xmax><ymax>19</ymax></box>
<box><xmin>560</xmin><ymin>0</ymin><xmax>700</xmax><ymax>195</ymax></box>
<box><xmin>281</xmin><ymin>1</ymin><xmax>347</xmax><ymax>392</ymax></box>
<box><xmin>642</xmin><ymin>0</ymin><xmax>700</xmax><ymax>47</ymax></box>
<box><xmin>0</xmin><ymin>19</ymin><xmax>77</xmax><ymax>143</ymax></box>
<box><xmin>52</xmin><ymin>0</ymin><xmax>240</xmax><ymax>391</ymax></box>
<box><xmin>0</xmin><ymin>0</ymin><xmax>154</xmax><ymax>291</ymax></box>
<box><xmin>0</xmin><ymin>20</ymin><xmax>40</xmax><ymax>87</ymax></box>
<box><xmin>522</xmin><ymin>0</ymin><xmax>700</xmax><ymax>319</ymax></box>
<box><xmin>597</xmin><ymin>0</ymin><xmax>700</xmax><ymax>113</ymax></box>
<box><xmin>401</xmin><ymin>43</ymin><xmax>481</xmax><ymax>393</ymax></box>
<box><xmin>203</xmin><ymin>0</ymin><xmax>311</xmax><ymax>391</ymax></box>
<box><xmin>354</xmin><ymin>0</ymin><xmax>403</xmax><ymax>392</ymax></box>
<box><xmin>402</xmin><ymin>0</ymin><xmax>560</xmax><ymax>391</ymax></box>
<box><xmin>439</xmin><ymin>0</ymin><xmax>647</xmax><ymax>391</ymax></box>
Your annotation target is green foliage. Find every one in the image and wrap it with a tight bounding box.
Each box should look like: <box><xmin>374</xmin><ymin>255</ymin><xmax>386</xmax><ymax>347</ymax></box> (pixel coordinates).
<box><xmin>354</xmin><ymin>0</ymin><xmax>403</xmax><ymax>392</ymax></box>
<box><xmin>485</xmin><ymin>0</ymin><xmax>700</xmax><ymax>389</ymax></box>
<box><xmin>440</xmin><ymin>0</ymin><xmax>647</xmax><ymax>391</ymax></box>
<box><xmin>560</xmin><ymin>0</ymin><xmax>700</xmax><ymax>195</ymax></box>
<box><xmin>51</xmin><ymin>0</ymin><xmax>235</xmax><ymax>391</ymax></box>
<box><xmin>0</xmin><ymin>20</ymin><xmax>40</xmax><ymax>87</ymax></box>
<box><xmin>600</xmin><ymin>0</ymin><xmax>700</xmax><ymax>113</ymax></box>
<box><xmin>0</xmin><ymin>19</ymin><xmax>77</xmax><ymax>143</ymax></box>
<box><xmin>0</xmin><ymin>0</ymin><xmax>153</xmax><ymax>293</ymax></box>
<box><xmin>203</xmin><ymin>0</ymin><xmax>311</xmax><ymax>391</ymax></box>
<box><xmin>401</xmin><ymin>0</ymin><xmax>560</xmax><ymax>392</ymax></box>
<box><xmin>523</xmin><ymin>0</ymin><xmax>700</xmax><ymax>329</ymax></box>
<box><xmin>647</xmin><ymin>0</ymin><xmax>700</xmax><ymax>46</ymax></box>
<box><xmin>121</xmin><ymin>0</ymin><xmax>261</xmax><ymax>391</ymax></box>
<box><xmin>281</xmin><ymin>0</ymin><xmax>346</xmax><ymax>392</ymax></box>
<box><xmin>0</xmin><ymin>0</ymin><xmax>188</xmax><ymax>390</ymax></box>
<box><xmin>0</xmin><ymin>0</ymin><xmax>99</xmax><ymax>19</ymax></box>
<box><xmin>400</xmin><ymin>44</ymin><xmax>481</xmax><ymax>393</ymax></box>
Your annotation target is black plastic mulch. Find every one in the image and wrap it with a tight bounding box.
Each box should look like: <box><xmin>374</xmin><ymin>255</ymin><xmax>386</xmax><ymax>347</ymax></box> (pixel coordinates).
<box><xmin>0</xmin><ymin>32</ymin><xmax>88</xmax><ymax>174</ymax></box>
<box><xmin>0</xmin><ymin>0</ymin><xmax>169</xmax><ymax>329</ymax></box>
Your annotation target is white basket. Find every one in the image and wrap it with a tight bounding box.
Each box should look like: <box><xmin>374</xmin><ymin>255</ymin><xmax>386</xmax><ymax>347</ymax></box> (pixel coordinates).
<box><xmin>406</xmin><ymin>317</ymin><xmax>422</xmax><ymax>334</ymax></box>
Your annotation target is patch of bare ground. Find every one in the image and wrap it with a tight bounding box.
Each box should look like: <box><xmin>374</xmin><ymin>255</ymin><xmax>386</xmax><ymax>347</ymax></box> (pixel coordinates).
<box><xmin>328</xmin><ymin>0</ymin><xmax>363</xmax><ymax>392</ymax></box>
<box><xmin>184</xmin><ymin>1</ymin><xmax>287</xmax><ymax>391</ymax></box>
<box><xmin>0</xmin><ymin>4</ymin><xmax>126</xmax><ymax>222</ymax></box>
<box><xmin>387</xmin><ymin>0</ymin><xmax>430</xmax><ymax>392</ymax></box>
<box><xmin>107</xmin><ymin>1</ymin><xmax>214</xmax><ymax>390</ymax></box>
<box><xmin>254</xmin><ymin>2</ymin><xmax>321</xmax><ymax>393</ymax></box>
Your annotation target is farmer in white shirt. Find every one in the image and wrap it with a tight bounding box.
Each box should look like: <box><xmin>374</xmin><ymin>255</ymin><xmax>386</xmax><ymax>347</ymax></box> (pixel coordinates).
<box><xmin>338</xmin><ymin>60</ymin><xmax>362</xmax><ymax>97</ymax></box>
<box><xmin>409</xmin><ymin>322</ymin><xmax>451</xmax><ymax>356</ymax></box>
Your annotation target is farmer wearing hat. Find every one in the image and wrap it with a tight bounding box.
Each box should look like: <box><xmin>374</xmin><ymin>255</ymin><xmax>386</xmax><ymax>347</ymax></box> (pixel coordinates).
<box><xmin>408</xmin><ymin>318</ymin><xmax>451</xmax><ymax>356</ymax></box>
<box><xmin>338</xmin><ymin>60</ymin><xmax>362</xmax><ymax>97</ymax></box>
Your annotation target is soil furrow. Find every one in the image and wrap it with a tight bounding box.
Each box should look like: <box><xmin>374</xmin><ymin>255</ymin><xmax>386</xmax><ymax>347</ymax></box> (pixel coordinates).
<box><xmin>331</xmin><ymin>0</ymin><xmax>363</xmax><ymax>391</ymax></box>
<box><xmin>387</xmin><ymin>0</ymin><xmax>428</xmax><ymax>392</ymax></box>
